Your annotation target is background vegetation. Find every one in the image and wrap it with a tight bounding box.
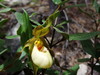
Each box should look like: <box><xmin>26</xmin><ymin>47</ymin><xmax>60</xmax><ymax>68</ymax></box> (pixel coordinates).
<box><xmin>0</xmin><ymin>0</ymin><xmax>100</xmax><ymax>75</ymax></box>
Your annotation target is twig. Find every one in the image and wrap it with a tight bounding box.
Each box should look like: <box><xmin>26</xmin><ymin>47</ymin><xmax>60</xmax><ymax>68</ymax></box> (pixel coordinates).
<box><xmin>50</xmin><ymin>29</ymin><xmax>55</xmax><ymax>48</ymax></box>
<box><xmin>63</xmin><ymin>9</ymin><xmax>69</xmax><ymax>48</ymax></box>
<box><xmin>91</xmin><ymin>57</ymin><xmax>94</xmax><ymax>75</ymax></box>
<box><xmin>50</xmin><ymin>17</ymin><xmax>58</xmax><ymax>48</ymax></box>
<box><xmin>90</xmin><ymin>14</ymin><xmax>99</xmax><ymax>75</ymax></box>
<box><xmin>44</xmin><ymin>36</ymin><xmax>50</xmax><ymax>46</ymax></box>
<box><xmin>63</xmin><ymin>10</ymin><xmax>69</xmax><ymax>34</ymax></box>
<box><xmin>51</xmin><ymin>38</ymin><xmax>64</xmax><ymax>47</ymax></box>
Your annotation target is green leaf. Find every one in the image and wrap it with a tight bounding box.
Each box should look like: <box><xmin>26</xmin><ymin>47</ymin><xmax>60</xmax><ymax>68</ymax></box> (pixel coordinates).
<box><xmin>0</xmin><ymin>39</ymin><xmax>6</xmax><ymax>54</ymax></box>
<box><xmin>42</xmin><ymin>20</ymin><xmax>46</xmax><ymax>24</ymax></box>
<box><xmin>0</xmin><ymin>19</ymin><xmax>9</xmax><ymax>28</ymax></box>
<box><xmin>30</xmin><ymin>19</ymin><xmax>41</xmax><ymax>25</ymax></box>
<box><xmin>15</xmin><ymin>47</ymin><xmax>25</xmax><ymax>60</ymax></box>
<box><xmin>63</xmin><ymin>64</ymin><xmax>79</xmax><ymax>75</ymax></box>
<box><xmin>29</xmin><ymin>13</ymin><xmax>37</xmax><ymax>17</ymax></box>
<box><xmin>81</xmin><ymin>40</ymin><xmax>96</xmax><ymax>57</ymax></box>
<box><xmin>0</xmin><ymin>64</ymin><xmax>4</xmax><ymax>71</ymax></box>
<box><xmin>0</xmin><ymin>3</ymin><xmax>7</xmax><ymax>8</ymax></box>
<box><xmin>19</xmin><ymin>50</ymin><xmax>26</xmax><ymax>60</ymax></box>
<box><xmin>0</xmin><ymin>55</ymin><xmax>25</xmax><ymax>72</ymax></box>
<box><xmin>53</xmin><ymin>27</ymin><xmax>69</xmax><ymax>39</ymax></box>
<box><xmin>56</xmin><ymin>21</ymin><xmax>68</xmax><ymax>28</ymax></box>
<box><xmin>5</xmin><ymin>35</ymin><xmax>20</xmax><ymax>39</ymax></box>
<box><xmin>44</xmin><ymin>10</ymin><xmax>60</xmax><ymax>27</ymax></box>
<box><xmin>23</xmin><ymin>9</ymin><xmax>32</xmax><ymax>38</ymax></box>
<box><xmin>15</xmin><ymin>9</ymin><xmax>32</xmax><ymax>46</ymax></box>
<box><xmin>78</xmin><ymin>58</ymin><xmax>90</xmax><ymax>62</ymax></box>
<box><xmin>0</xmin><ymin>49</ymin><xmax>7</xmax><ymax>55</ymax></box>
<box><xmin>0</xmin><ymin>0</ymin><xmax>4</xmax><ymax>2</ymax></box>
<box><xmin>16</xmin><ymin>46</ymin><xmax>22</xmax><ymax>52</ymax></box>
<box><xmin>0</xmin><ymin>8</ymin><xmax>14</xmax><ymax>13</ymax></box>
<box><xmin>15</xmin><ymin>12</ymin><xmax>24</xmax><ymax>26</ymax></box>
<box><xmin>69</xmin><ymin>31</ymin><xmax>100</xmax><ymax>40</ymax></box>
<box><xmin>32</xmin><ymin>25</ymin><xmax>37</xmax><ymax>28</ymax></box>
<box><xmin>93</xmin><ymin>0</ymin><xmax>100</xmax><ymax>13</ymax></box>
<box><xmin>45</xmin><ymin>69</ymin><xmax>60</xmax><ymax>75</ymax></box>
<box><xmin>52</xmin><ymin>0</ymin><xmax>62</xmax><ymax>5</ymax></box>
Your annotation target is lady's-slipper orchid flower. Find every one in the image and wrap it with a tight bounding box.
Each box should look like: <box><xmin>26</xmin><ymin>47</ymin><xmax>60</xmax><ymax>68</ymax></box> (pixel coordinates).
<box><xmin>31</xmin><ymin>40</ymin><xmax>53</xmax><ymax>68</ymax></box>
